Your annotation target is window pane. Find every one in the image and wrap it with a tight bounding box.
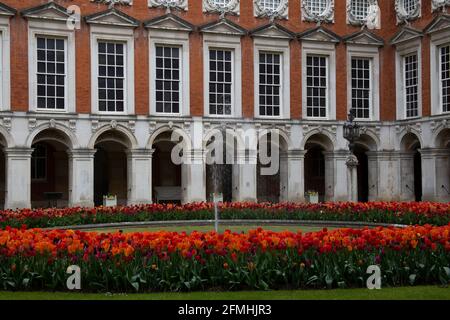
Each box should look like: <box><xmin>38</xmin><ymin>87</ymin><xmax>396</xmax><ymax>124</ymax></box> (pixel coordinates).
<box><xmin>351</xmin><ymin>57</ymin><xmax>371</xmax><ymax>119</ymax></box>
<box><xmin>258</xmin><ymin>52</ymin><xmax>281</xmax><ymax>117</ymax></box>
<box><xmin>209</xmin><ymin>49</ymin><xmax>233</xmax><ymax>115</ymax></box>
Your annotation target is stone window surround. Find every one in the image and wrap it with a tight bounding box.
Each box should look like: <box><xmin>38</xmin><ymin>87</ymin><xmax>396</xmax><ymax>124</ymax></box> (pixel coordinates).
<box><xmin>90</xmin><ymin>25</ymin><xmax>135</xmax><ymax>115</ymax></box>
<box><xmin>148</xmin><ymin>0</ymin><xmax>188</xmax><ymax>11</ymax></box>
<box><xmin>430</xmin><ymin>28</ymin><xmax>450</xmax><ymax>115</ymax></box>
<box><xmin>203</xmin><ymin>33</ymin><xmax>242</xmax><ymax>118</ymax></box>
<box><xmin>395</xmin><ymin>38</ymin><xmax>422</xmax><ymax>120</ymax></box>
<box><xmin>301</xmin><ymin>0</ymin><xmax>335</xmax><ymax>23</ymax></box>
<box><xmin>28</xmin><ymin>19</ymin><xmax>76</xmax><ymax>113</ymax></box>
<box><xmin>395</xmin><ymin>0</ymin><xmax>421</xmax><ymax>24</ymax></box>
<box><xmin>346</xmin><ymin>44</ymin><xmax>380</xmax><ymax>121</ymax></box>
<box><xmin>0</xmin><ymin>16</ymin><xmax>10</xmax><ymax>111</ymax></box>
<box><xmin>149</xmin><ymin>29</ymin><xmax>190</xmax><ymax>117</ymax></box>
<box><xmin>253</xmin><ymin>37</ymin><xmax>290</xmax><ymax>120</ymax></box>
<box><xmin>301</xmin><ymin>40</ymin><xmax>336</xmax><ymax>120</ymax></box>
<box><xmin>254</xmin><ymin>0</ymin><xmax>289</xmax><ymax>20</ymax></box>
<box><xmin>203</xmin><ymin>0</ymin><xmax>240</xmax><ymax>15</ymax></box>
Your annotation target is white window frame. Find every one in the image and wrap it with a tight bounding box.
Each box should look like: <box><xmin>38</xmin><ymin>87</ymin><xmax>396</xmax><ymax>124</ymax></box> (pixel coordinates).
<box><xmin>0</xmin><ymin>16</ymin><xmax>10</xmax><ymax>111</ymax></box>
<box><xmin>302</xmin><ymin>41</ymin><xmax>336</xmax><ymax>120</ymax></box>
<box><xmin>90</xmin><ymin>25</ymin><xmax>135</xmax><ymax>115</ymax></box>
<box><xmin>149</xmin><ymin>30</ymin><xmax>190</xmax><ymax>117</ymax></box>
<box><xmin>28</xmin><ymin>20</ymin><xmax>76</xmax><ymax>113</ymax></box>
<box><xmin>254</xmin><ymin>37</ymin><xmax>290</xmax><ymax>119</ymax></box>
<box><xmin>203</xmin><ymin>34</ymin><xmax>242</xmax><ymax>118</ymax></box>
<box><xmin>346</xmin><ymin>45</ymin><xmax>380</xmax><ymax>121</ymax></box>
<box><xmin>395</xmin><ymin>39</ymin><xmax>422</xmax><ymax>120</ymax></box>
<box><xmin>430</xmin><ymin>30</ymin><xmax>450</xmax><ymax>115</ymax></box>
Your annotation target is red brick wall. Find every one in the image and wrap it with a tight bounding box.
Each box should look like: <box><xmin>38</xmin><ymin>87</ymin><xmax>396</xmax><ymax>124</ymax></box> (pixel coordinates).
<box><xmin>2</xmin><ymin>0</ymin><xmax>439</xmax><ymax>120</ymax></box>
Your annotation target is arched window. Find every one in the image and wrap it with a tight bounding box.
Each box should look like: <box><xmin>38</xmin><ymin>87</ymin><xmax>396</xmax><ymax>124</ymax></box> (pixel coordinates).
<box><xmin>254</xmin><ymin>0</ymin><xmax>289</xmax><ymax>19</ymax></box>
<box><xmin>203</xmin><ymin>0</ymin><xmax>240</xmax><ymax>14</ymax></box>
<box><xmin>395</xmin><ymin>0</ymin><xmax>421</xmax><ymax>23</ymax></box>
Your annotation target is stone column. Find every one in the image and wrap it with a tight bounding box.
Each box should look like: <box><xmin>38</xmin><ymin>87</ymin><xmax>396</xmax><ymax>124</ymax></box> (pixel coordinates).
<box><xmin>236</xmin><ymin>149</ymin><xmax>257</xmax><ymax>202</ymax></box>
<box><xmin>420</xmin><ymin>148</ymin><xmax>450</xmax><ymax>202</ymax></box>
<box><xmin>4</xmin><ymin>148</ymin><xmax>33</xmax><ymax>209</ymax></box>
<box><xmin>285</xmin><ymin>149</ymin><xmax>307</xmax><ymax>202</ymax></box>
<box><xmin>366</xmin><ymin>151</ymin><xmax>379</xmax><ymax>201</ymax></box>
<box><xmin>346</xmin><ymin>154</ymin><xmax>359</xmax><ymax>202</ymax></box>
<box><xmin>376</xmin><ymin>151</ymin><xmax>401</xmax><ymax>201</ymax></box>
<box><xmin>279</xmin><ymin>151</ymin><xmax>288</xmax><ymax>201</ymax></box>
<box><xmin>398</xmin><ymin>151</ymin><xmax>416</xmax><ymax>201</ymax></box>
<box><xmin>126</xmin><ymin>149</ymin><xmax>154</xmax><ymax>205</ymax></box>
<box><xmin>182</xmin><ymin>149</ymin><xmax>206</xmax><ymax>203</ymax></box>
<box><xmin>324</xmin><ymin>150</ymin><xmax>349</xmax><ymax>202</ymax></box>
<box><xmin>68</xmin><ymin>149</ymin><xmax>96</xmax><ymax>208</ymax></box>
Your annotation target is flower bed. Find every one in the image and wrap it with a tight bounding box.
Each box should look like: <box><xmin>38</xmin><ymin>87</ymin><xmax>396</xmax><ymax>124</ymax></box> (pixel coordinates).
<box><xmin>0</xmin><ymin>225</ymin><xmax>449</xmax><ymax>292</ymax></box>
<box><xmin>1</xmin><ymin>202</ymin><xmax>450</xmax><ymax>229</ymax></box>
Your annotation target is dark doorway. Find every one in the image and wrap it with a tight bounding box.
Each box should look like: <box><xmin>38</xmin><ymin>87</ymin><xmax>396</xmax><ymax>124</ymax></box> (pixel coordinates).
<box><xmin>354</xmin><ymin>146</ymin><xmax>369</xmax><ymax>202</ymax></box>
<box><xmin>304</xmin><ymin>146</ymin><xmax>325</xmax><ymax>200</ymax></box>
<box><xmin>414</xmin><ymin>150</ymin><xmax>422</xmax><ymax>201</ymax></box>
<box><xmin>206</xmin><ymin>164</ymin><xmax>233</xmax><ymax>202</ymax></box>
<box><xmin>94</xmin><ymin>148</ymin><xmax>109</xmax><ymax>206</ymax></box>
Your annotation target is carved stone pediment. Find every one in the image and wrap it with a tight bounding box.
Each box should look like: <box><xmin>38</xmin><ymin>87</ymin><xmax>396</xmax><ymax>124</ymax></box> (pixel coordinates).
<box><xmin>145</xmin><ymin>13</ymin><xmax>193</xmax><ymax>31</ymax></box>
<box><xmin>250</xmin><ymin>23</ymin><xmax>294</xmax><ymax>39</ymax></box>
<box><xmin>344</xmin><ymin>29</ymin><xmax>384</xmax><ymax>46</ymax></box>
<box><xmin>425</xmin><ymin>14</ymin><xmax>450</xmax><ymax>34</ymax></box>
<box><xmin>390</xmin><ymin>26</ymin><xmax>423</xmax><ymax>45</ymax></box>
<box><xmin>0</xmin><ymin>2</ymin><xmax>16</xmax><ymax>17</ymax></box>
<box><xmin>21</xmin><ymin>1</ymin><xmax>71</xmax><ymax>22</ymax></box>
<box><xmin>299</xmin><ymin>26</ymin><xmax>341</xmax><ymax>43</ymax></box>
<box><xmin>85</xmin><ymin>8</ymin><xmax>140</xmax><ymax>27</ymax></box>
<box><xmin>199</xmin><ymin>18</ymin><xmax>246</xmax><ymax>36</ymax></box>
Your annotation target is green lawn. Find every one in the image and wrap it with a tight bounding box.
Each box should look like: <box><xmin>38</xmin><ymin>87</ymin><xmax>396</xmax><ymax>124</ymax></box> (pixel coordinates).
<box><xmin>0</xmin><ymin>286</ymin><xmax>448</xmax><ymax>300</ymax></box>
<box><xmin>83</xmin><ymin>225</ymin><xmax>340</xmax><ymax>234</ymax></box>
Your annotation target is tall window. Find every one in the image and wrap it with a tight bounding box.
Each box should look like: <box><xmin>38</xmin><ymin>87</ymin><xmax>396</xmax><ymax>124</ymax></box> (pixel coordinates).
<box><xmin>155</xmin><ymin>45</ymin><xmax>180</xmax><ymax>114</ymax></box>
<box><xmin>31</xmin><ymin>144</ymin><xmax>47</xmax><ymax>181</ymax></box>
<box><xmin>259</xmin><ymin>52</ymin><xmax>281</xmax><ymax>117</ymax></box>
<box><xmin>98</xmin><ymin>41</ymin><xmax>125</xmax><ymax>113</ymax></box>
<box><xmin>441</xmin><ymin>45</ymin><xmax>450</xmax><ymax>113</ymax></box>
<box><xmin>306</xmin><ymin>55</ymin><xmax>328</xmax><ymax>118</ymax></box>
<box><xmin>404</xmin><ymin>53</ymin><xmax>419</xmax><ymax>118</ymax></box>
<box><xmin>351</xmin><ymin>57</ymin><xmax>371</xmax><ymax>119</ymax></box>
<box><xmin>350</xmin><ymin>0</ymin><xmax>370</xmax><ymax>21</ymax></box>
<box><xmin>36</xmin><ymin>37</ymin><xmax>66</xmax><ymax>110</ymax></box>
<box><xmin>209</xmin><ymin>49</ymin><xmax>232</xmax><ymax>116</ymax></box>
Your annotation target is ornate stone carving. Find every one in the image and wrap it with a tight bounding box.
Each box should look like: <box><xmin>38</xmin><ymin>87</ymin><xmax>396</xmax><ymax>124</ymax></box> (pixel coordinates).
<box><xmin>128</xmin><ymin>120</ymin><xmax>136</xmax><ymax>133</ymax></box>
<box><xmin>110</xmin><ymin>120</ymin><xmax>118</xmax><ymax>130</ymax></box>
<box><xmin>28</xmin><ymin>118</ymin><xmax>37</xmax><ymax>132</ymax></box>
<box><xmin>301</xmin><ymin>0</ymin><xmax>334</xmax><ymax>23</ymax></box>
<box><xmin>346</xmin><ymin>154</ymin><xmax>359</xmax><ymax>167</ymax></box>
<box><xmin>91</xmin><ymin>0</ymin><xmax>133</xmax><ymax>6</ymax></box>
<box><xmin>91</xmin><ymin>120</ymin><xmax>99</xmax><ymax>133</ymax></box>
<box><xmin>203</xmin><ymin>0</ymin><xmax>240</xmax><ymax>15</ymax></box>
<box><xmin>254</xmin><ymin>0</ymin><xmax>289</xmax><ymax>20</ymax></box>
<box><xmin>432</xmin><ymin>0</ymin><xmax>450</xmax><ymax>12</ymax></box>
<box><xmin>49</xmin><ymin>119</ymin><xmax>56</xmax><ymax>128</ymax></box>
<box><xmin>148</xmin><ymin>0</ymin><xmax>188</xmax><ymax>11</ymax></box>
<box><xmin>347</xmin><ymin>0</ymin><xmax>380</xmax><ymax>28</ymax></box>
<box><xmin>1</xmin><ymin>117</ymin><xmax>11</xmax><ymax>132</ymax></box>
<box><xmin>395</xmin><ymin>0</ymin><xmax>421</xmax><ymax>24</ymax></box>
<box><xmin>68</xmin><ymin>119</ymin><xmax>77</xmax><ymax>132</ymax></box>
<box><xmin>149</xmin><ymin>121</ymin><xmax>157</xmax><ymax>134</ymax></box>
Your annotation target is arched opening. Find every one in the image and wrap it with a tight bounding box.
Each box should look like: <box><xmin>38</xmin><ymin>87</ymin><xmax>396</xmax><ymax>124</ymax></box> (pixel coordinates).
<box><xmin>205</xmin><ymin>130</ymin><xmax>237</xmax><ymax>203</ymax></box>
<box><xmin>304</xmin><ymin>134</ymin><xmax>333</xmax><ymax>202</ymax></box>
<box><xmin>434</xmin><ymin>129</ymin><xmax>450</xmax><ymax>200</ymax></box>
<box><xmin>401</xmin><ymin>133</ymin><xmax>422</xmax><ymax>202</ymax></box>
<box><xmin>151</xmin><ymin>131</ymin><xmax>183</xmax><ymax>204</ymax></box>
<box><xmin>354</xmin><ymin>145</ymin><xmax>369</xmax><ymax>202</ymax></box>
<box><xmin>257</xmin><ymin>131</ymin><xmax>288</xmax><ymax>203</ymax></box>
<box><xmin>93</xmin><ymin>131</ymin><xmax>130</xmax><ymax>206</ymax></box>
<box><xmin>30</xmin><ymin>129</ymin><xmax>71</xmax><ymax>208</ymax></box>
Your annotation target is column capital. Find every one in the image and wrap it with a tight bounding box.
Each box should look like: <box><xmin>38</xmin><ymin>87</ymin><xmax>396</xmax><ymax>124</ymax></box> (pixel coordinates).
<box><xmin>322</xmin><ymin>149</ymin><xmax>351</xmax><ymax>160</ymax></box>
<box><xmin>126</xmin><ymin>148</ymin><xmax>156</xmax><ymax>159</ymax></box>
<box><xmin>67</xmin><ymin>148</ymin><xmax>97</xmax><ymax>159</ymax></box>
<box><xmin>419</xmin><ymin>148</ymin><xmax>450</xmax><ymax>158</ymax></box>
<box><xmin>286</xmin><ymin>149</ymin><xmax>307</xmax><ymax>160</ymax></box>
<box><xmin>4</xmin><ymin>147</ymin><xmax>34</xmax><ymax>158</ymax></box>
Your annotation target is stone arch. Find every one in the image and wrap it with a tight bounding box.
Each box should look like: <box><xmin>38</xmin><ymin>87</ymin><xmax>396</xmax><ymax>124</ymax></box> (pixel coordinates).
<box><xmin>357</xmin><ymin>132</ymin><xmax>379</xmax><ymax>151</ymax></box>
<box><xmin>400</xmin><ymin>132</ymin><xmax>422</xmax><ymax>151</ymax></box>
<box><xmin>147</xmin><ymin>125</ymin><xmax>192</xmax><ymax>150</ymax></box>
<box><xmin>26</xmin><ymin>123</ymin><xmax>78</xmax><ymax>149</ymax></box>
<box><xmin>203</xmin><ymin>126</ymin><xmax>244</xmax><ymax>151</ymax></box>
<box><xmin>89</xmin><ymin>124</ymin><xmax>138</xmax><ymax>150</ymax></box>
<box><xmin>257</xmin><ymin>128</ymin><xmax>290</xmax><ymax>151</ymax></box>
<box><xmin>434</xmin><ymin>128</ymin><xmax>450</xmax><ymax>148</ymax></box>
<box><xmin>0</xmin><ymin>126</ymin><xmax>14</xmax><ymax>148</ymax></box>
<box><xmin>302</xmin><ymin>132</ymin><xmax>334</xmax><ymax>151</ymax></box>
